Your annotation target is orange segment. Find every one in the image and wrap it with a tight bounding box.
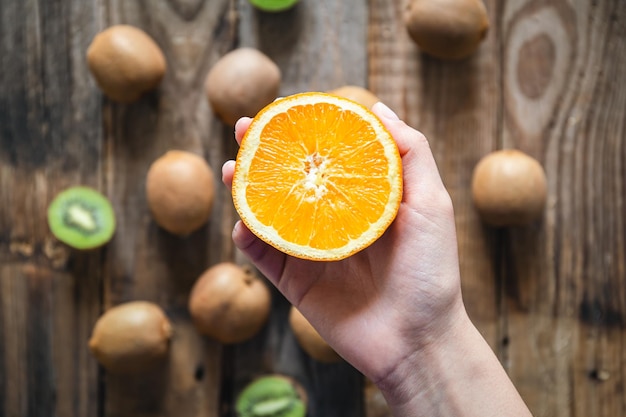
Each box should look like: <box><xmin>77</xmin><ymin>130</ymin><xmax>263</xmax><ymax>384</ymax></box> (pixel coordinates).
<box><xmin>232</xmin><ymin>92</ymin><xmax>402</xmax><ymax>261</ymax></box>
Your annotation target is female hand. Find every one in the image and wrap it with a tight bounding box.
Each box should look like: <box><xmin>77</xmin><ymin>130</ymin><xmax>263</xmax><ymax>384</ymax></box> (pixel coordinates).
<box><xmin>221</xmin><ymin>102</ymin><xmax>463</xmax><ymax>385</ymax></box>
<box><xmin>222</xmin><ymin>103</ymin><xmax>532</xmax><ymax>417</ymax></box>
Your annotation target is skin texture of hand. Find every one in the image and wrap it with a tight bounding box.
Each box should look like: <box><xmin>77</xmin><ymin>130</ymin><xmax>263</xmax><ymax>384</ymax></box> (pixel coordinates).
<box><xmin>222</xmin><ymin>103</ymin><xmax>533</xmax><ymax>417</ymax></box>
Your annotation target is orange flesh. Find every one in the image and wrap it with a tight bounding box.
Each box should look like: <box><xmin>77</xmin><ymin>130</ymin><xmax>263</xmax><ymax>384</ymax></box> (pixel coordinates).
<box><xmin>245</xmin><ymin>102</ymin><xmax>391</xmax><ymax>250</ymax></box>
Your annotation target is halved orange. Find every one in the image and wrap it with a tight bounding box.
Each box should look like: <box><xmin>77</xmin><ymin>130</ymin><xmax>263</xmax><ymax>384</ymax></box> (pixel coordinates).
<box><xmin>232</xmin><ymin>92</ymin><xmax>403</xmax><ymax>261</ymax></box>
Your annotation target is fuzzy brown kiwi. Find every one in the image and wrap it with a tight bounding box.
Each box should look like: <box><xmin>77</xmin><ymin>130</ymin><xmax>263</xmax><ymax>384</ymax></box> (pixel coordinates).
<box><xmin>404</xmin><ymin>0</ymin><xmax>489</xmax><ymax>60</ymax></box>
<box><xmin>86</xmin><ymin>25</ymin><xmax>166</xmax><ymax>102</ymax></box>
<box><xmin>188</xmin><ymin>263</ymin><xmax>271</xmax><ymax>344</ymax></box>
<box><xmin>205</xmin><ymin>48</ymin><xmax>281</xmax><ymax>126</ymax></box>
<box><xmin>88</xmin><ymin>301</ymin><xmax>172</xmax><ymax>374</ymax></box>
<box><xmin>288</xmin><ymin>306</ymin><xmax>341</xmax><ymax>363</ymax></box>
<box><xmin>471</xmin><ymin>149</ymin><xmax>547</xmax><ymax>226</ymax></box>
<box><xmin>145</xmin><ymin>150</ymin><xmax>215</xmax><ymax>236</ymax></box>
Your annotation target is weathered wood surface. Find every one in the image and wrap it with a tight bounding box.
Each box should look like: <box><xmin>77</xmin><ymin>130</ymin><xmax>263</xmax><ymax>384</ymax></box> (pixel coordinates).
<box><xmin>0</xmin><ymin>1</ymin><xmax>103</xmax><ymax>416</ymax></box>
<box><xmin>368</xmin><ymin>0</ymin><xmax>626</xmax><ymax>416</ymax></box>
<box><xmin>501</xmin><ymin>1</ymin><xmax>626</xmax><ymax>416</ymax></box>
<box><xmin>1</xmin><ymin>0</ymin><xmax>625</xmax><ymax>417</ymax></box>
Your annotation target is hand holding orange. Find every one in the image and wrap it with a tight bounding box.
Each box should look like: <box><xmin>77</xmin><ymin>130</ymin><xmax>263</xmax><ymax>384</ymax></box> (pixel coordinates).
<box><xmin>231</xmin><ymin>92</ymin><xmax>403</xmax><ymax>261</ymax></box>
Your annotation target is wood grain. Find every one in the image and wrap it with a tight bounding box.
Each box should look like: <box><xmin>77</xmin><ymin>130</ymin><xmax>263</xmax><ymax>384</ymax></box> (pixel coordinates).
<box><xmin>0</xmin><ymin>0</ymin><xmax>103</xmax><ymax>416</ymax></box>
<box><xmin>238</xmin><ymin>0</ymin><xmax>368</xmax><ymax>94</ymax></box>
<box><xmin>501</xmin><ymin>0</ymin><xmax>626</xmax><ymax>416</ymax></box>
<box><xmin>2</xmin><ymin>0</ymin><xmax>626</xmax><ymax>416</ymax></box>
<box><xmin>100</xmin><ymin>1</ymin><xmax>237</xmax><ymax>416</ymax></box>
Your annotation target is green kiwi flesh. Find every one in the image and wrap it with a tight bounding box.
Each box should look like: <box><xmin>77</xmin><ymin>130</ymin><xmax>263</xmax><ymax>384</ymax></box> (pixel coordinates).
<box><xmin>236</xmin><ymin>375</ymin><xmax>306</xmax><ymax>417</ymax></box>
<box><xmin>248</xmin><ymin>0</ymin><xmax>299</xmax><ymax>12</ymax></box>
<box><xmin>47</xmin><ymin>186</ymin><xmax>116</xmax><ymax>250</ymax></box>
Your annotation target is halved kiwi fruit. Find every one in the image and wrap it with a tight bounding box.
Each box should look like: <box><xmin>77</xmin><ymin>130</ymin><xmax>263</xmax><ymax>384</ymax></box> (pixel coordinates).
<box><xmin>236</xmin><ymin>375</ymin><xmax>307</xmax><ymax>417</ymax></box>
<box><xmin>47</xmin><ymin>186</ymin><xmax>116</xmax><ymax>250</ymax></box>
<box><xmin>248</xmin><ymin>0</ymin><xmax>299</xmax><ymax>12</ymax></box>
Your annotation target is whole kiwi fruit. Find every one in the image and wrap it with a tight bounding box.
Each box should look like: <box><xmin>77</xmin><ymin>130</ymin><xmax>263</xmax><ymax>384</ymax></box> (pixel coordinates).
<box><xmin>205</xmin><ymin>48</ymin><xmax>281</xmax><ymax>126</ymax></box>
<box><xmin>88</xmin><ymin>301</ymin><xmax>172</xmax><ymax>374</ymax></box>
<box><xmin>404</xmin><ymin>0</ymin><xmax>489</xmax><ymax>60</ymax></box>
<box><xmin>327</xmin><ymin>85</ymin><xmax>380</xmax><ymax>109</ymax></box>
<box><xmin>289</xmin><ymin>306</ymin><xmax>341</xmax><ymax>363</ymax></box>
<box><xmin>86</xmin><ymin>25</ymin><xmax>166</xmax><ymax>102</ymax></box>
<box><xmin>145</xmin><ymin>150</ymin><xmax>215</xmax><ymax>236</ymax></box>
<box><xmin>188</xmin><ymin>263</ymin><xmax>271</xmax><ymax>344</ymax></box>
<box><xmin>236</xmin><ymin>375</ymin><xmax>307</xmax><ymax>417</ymax></box>
<box><xmin>471</xmin><ymin>149</ymin><xmax>547</xmax><ymax>227</ymax></box>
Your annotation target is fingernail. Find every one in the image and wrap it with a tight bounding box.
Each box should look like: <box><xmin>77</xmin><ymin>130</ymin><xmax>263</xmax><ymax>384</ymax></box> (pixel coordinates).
<box><xmin>221</xmin><ymin>162</ymin><xmax>229</xmax><ymax>182</ymax></box>
<box><xmin>234</xmin><ymin>118</ymin><xmax>245</xmax><ymax>133</ymax></box>
<box><xmin>374</xmin><ymin>102</ymin><xmax>400</xmax><ymax>121</ymax></box>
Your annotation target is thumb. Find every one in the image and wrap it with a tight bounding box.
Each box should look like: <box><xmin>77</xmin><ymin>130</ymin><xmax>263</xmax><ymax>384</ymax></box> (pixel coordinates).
<box><xmin>231</xmin><ymin>220</ymin><xmax>288</xmax><ymax>287</ymax></box>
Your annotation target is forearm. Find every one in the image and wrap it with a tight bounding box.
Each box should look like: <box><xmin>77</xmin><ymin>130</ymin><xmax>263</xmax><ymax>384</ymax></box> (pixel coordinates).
<box><xmin>377</xmin><ymin>311</ymin><xmax>533</xmax><ymax>417</ymax></box>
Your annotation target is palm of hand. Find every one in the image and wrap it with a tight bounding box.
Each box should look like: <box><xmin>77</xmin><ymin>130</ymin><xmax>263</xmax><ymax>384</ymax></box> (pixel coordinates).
<box><xmin>231</xmin><ymin>187</ymin><xmax>461</xmax><ymax>383</ymax></box>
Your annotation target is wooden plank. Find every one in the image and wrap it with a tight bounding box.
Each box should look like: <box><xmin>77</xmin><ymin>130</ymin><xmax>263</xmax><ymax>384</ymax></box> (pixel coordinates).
<box><xmin>500</xmin><ymin>0</ymin><xmax>626</xmax><ymax>416</ymax></box>
<box><xmin>365</xmin><ymin>0</ymin><xmax>502</xmax><ymax>414</ymax></box>
<box><xmin>236</xmin><ymin>1</ymin><xmax>367</xmax><ymax>416</ymax></box>
<box><xmin>368</xmin><ymin>0</ymin><xmax>502</xmax><ymax>347</ymax></box>
<box><xmin>1</xmin><ymin>1</ymin><xmax>625</xmax><ymax>417</ymax></box>
<box><xmin>0</xmin><ymin>0</ymin><xmax>103</xmax><ymax>416</ymax></box>
<box><xmin>0</xmin><ymin>262</ymin><xmax>103</xmax><ymax>417</ymax></box>
<box><xmin>100</xmin><ymin>1</ymin><xmax>237</xmax><ymax>416</ymax></box>
<box><xmin>238</xmin><ymin>0</ymin><xmax>368</xmax><ymax>94</ymax></box>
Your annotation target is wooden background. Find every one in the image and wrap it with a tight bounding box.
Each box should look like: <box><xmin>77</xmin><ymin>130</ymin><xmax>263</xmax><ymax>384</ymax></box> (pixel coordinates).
<box><xmin>1</xmin><ymin>0</ymin><xmax>625</xmax><ymax>416</ymax></box>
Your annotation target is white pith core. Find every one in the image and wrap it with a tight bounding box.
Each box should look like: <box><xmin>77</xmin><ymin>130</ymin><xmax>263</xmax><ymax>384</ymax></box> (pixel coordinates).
<box><xmin>303</xmin><ymin>152</ymin><xmax>329</xmax><ymax>203</ymax></box>
<box><xmin>68</xmin><ymin>204</ymin><xmax>97</xmax><ymax>232</ymax></box>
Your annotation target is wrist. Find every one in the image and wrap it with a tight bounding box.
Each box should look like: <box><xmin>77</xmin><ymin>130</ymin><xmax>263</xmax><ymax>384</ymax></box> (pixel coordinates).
<box><xmin>374</xmin><ymin>307</ymin><xmax>531</xmax><ymax>417</ymax></box>
<box><xmin>374</xmin><ymin>304</ymin><xmax>473</xmax><ymax>413</ymax></box>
